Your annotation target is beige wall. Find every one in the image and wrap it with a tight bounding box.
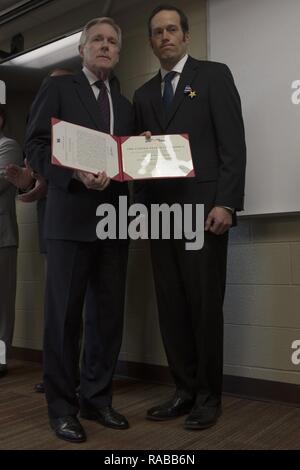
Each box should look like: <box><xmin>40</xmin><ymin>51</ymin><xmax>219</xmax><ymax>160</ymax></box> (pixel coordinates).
<box><xmin>7</xmin><ymin>0</ymin><xmax>300</xmax><ymax>388</ymax></box>
<box><xmin>225</xmin><ymin>217</ymin><xmax>300</xmax><ymax>384</ymax></box>
<box><xmin>14</xmin><ymin>202</ymin><xmax>45</xmax><ymax>350</ymax></box>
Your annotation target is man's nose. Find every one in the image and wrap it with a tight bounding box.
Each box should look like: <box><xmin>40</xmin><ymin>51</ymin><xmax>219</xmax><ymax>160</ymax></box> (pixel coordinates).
<box><xmin>162</xmin><ymin>29</ymin><xmax>170</xmax><ymax>40</ymax></box>
<box><xmin>100</xmin><ymin>39</ymin><xmax>109</xmax><ymax>48</ymax></box>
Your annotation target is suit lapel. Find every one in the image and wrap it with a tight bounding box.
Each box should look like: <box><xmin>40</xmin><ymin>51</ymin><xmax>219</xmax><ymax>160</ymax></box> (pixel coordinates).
<box><xmin>73</xmin><ymin>72</ymin><xmax>103</xmax><ymax>131</ymax></box>
<box><xmin>164</xmin><ymin>56</ymin><xmax>200</xmax><ymax>128</ymax></box>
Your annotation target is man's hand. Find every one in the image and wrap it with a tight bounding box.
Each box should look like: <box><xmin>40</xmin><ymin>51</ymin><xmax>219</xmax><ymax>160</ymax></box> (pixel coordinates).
<box><xmin>140</xmin><ymin>131</ymin><xmax>152</xmax><ymax>139</ymax></box>
<box><xmin>205</xmin><ymin>207</ymin><xmax>232</xmax><ymax>235</ymax></box>
<box><xmin>18</xmin><ymin>177</ymin><xmax>48</xmax><ymax>202</ymax></box>
<box><xmin>5</xmin><ymin>163</ymin><xmax>34</xmax><ymax>191</ymax></box>
<box><xmin>75</xmin><ymin>170</ymin><xmax>110</xmax><ymax>191</ymax></box>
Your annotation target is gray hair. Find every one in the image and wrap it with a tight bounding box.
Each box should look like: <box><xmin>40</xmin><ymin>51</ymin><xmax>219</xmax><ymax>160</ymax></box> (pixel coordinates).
<box><xmin>79</xmin><ymin>17</ymin><xmax>122</xmax><ymax>49</ymax></box>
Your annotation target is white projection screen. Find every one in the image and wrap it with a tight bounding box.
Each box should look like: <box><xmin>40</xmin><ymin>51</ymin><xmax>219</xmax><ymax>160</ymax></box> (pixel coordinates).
<box><xmin>208</xmin><ymin>0</ymin><xmax>300</xmax><ymax>216</ymax></box>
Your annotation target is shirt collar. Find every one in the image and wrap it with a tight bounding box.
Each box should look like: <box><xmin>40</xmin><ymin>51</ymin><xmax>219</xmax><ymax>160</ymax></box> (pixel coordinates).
<box><xmin>160</xmin><ymin>54</ymin><xmax>189</xmax><ymax>81</ymax></box>
<box><xmin>82</xmin><ymin>66</ymin><xmax>110</xmax><ymax>92</ymax></box>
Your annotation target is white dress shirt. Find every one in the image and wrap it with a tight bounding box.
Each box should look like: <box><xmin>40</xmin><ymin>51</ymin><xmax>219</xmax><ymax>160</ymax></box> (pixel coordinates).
<box><xmin>160</xmin><ymin>54</ymin><xmax>189</xmax><ymax>95</ymax></box>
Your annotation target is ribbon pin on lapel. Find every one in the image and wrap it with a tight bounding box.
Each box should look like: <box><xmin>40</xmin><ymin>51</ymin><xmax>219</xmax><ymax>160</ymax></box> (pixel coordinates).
<box><xmin>184</xmin><ymin>85</ymin><xmax>197</xmax><ymax>99</ymax></box>
<box><xmin>184</xmin><ymin>85</ymin><xmax>192</xmax><ymax>94</ymax></box>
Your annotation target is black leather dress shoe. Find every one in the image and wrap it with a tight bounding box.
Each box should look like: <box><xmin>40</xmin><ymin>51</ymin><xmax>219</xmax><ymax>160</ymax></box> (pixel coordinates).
<box><xmin>80</xmin><ymin>405</ymin><xmax>129</xmax><ymax>430</ymax></box>
<box><xmin>147</xmin><ymin>395</ymin><xmax>194</xmax><ymax>421</ymax></box>
<box><xmin>184</xmin><ymin>404</ymin><xmax>222</xmax><ymax>430</ymax></box>
<box><xmin>50</xmin><ymin>416</ymin><xmax>86</xmax><ymax>443</ymax></box>
<box><xmin>34</xmin><ymin>382</ymin><xmax>45</xmax><ymax>393</ymax></box>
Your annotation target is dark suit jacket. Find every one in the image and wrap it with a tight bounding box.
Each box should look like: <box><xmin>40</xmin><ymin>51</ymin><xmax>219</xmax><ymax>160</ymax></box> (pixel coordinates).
<box><xmin>133</xmin><ymin>56</ymin><xmax>246</xmax><ymax>214</ymax></box>
<box><xmin>25</xmin><ymin>71</ymin><xmax>134</xmax><ymax>241</ymax></box>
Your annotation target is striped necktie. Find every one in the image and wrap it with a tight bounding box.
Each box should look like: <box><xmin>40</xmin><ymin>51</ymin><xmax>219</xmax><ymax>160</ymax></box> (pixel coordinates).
<box><xmin>94</xmin><ymin>80</ymin><xmax>110</xmax><ymax>133</ymax></box>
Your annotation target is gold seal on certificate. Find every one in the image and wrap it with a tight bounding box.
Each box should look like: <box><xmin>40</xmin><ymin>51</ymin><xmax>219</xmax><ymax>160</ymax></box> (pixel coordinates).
<box><xmin>51</xmin><ymin>118</ymin><xmax>195</xmax><ymax>181</ymax></box>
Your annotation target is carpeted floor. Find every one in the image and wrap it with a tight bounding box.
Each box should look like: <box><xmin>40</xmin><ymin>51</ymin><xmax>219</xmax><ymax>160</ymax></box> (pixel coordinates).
<box><xmin>0</xmin><ymin>360</ymin><xmax>300</xmax><ymax>450</ymax></box>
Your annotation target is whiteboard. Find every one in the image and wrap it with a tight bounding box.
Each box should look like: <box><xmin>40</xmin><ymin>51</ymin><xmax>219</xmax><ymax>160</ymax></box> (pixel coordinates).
<box><xmin>208</xmin><ymin>0</ymin><xmax>300</xmax><ymax>216</ymax></box>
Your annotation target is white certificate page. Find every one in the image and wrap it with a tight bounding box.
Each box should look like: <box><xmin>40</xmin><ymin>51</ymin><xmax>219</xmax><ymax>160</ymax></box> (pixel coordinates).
<box><xmin>121</xmin><ymin>134</ymin><xmax>194</xmax><ymax>179</ymax></box>
<box><xmin>52</xmin><ymin>120</ymin><xmax>119</xmax><ymax>178</ymax></box>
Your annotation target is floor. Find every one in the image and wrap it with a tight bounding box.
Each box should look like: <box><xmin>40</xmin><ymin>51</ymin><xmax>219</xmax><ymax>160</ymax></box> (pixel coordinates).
<box><xmin>0</xmin><ymin>360</ymin><xmax>300</xmax><ymax>450</ymax></box>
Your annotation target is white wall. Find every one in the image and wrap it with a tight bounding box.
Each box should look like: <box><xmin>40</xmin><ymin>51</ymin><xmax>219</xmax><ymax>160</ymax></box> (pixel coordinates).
<box><xmin>208</xmin><ymin>0</ymin><xmax>300</xmax><ymax>215</ymax></box>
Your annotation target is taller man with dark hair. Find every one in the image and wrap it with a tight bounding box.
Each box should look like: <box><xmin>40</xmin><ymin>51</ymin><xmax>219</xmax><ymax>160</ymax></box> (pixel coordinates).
<box><xmin>134</xmin><ymin>5</ymin><xmax>246</xmax><ymax>430</ymax></box>
<box><xmin>25</xmin><ymin>17</ymin><xmax>134</xmax><ymax>443</ymax></box>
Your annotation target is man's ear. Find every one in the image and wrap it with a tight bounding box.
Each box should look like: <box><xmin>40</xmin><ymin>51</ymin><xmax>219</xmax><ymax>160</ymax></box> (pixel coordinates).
<box><xmin>184</xmin><ymin>31</ymin><xmax>190</xmax><ymax>44</ymax></box>
<box><xmin>78</xmin><ymin>45</ymin><xmax>84</xmax><ymax>59</ymax></box>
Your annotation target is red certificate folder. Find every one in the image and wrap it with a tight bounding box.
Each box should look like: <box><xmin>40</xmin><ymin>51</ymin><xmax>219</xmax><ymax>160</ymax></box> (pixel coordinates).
<box><xmin>51</xmin><ymin>118</ymin><xmax>195</xmax><ymax>181</ymax></box>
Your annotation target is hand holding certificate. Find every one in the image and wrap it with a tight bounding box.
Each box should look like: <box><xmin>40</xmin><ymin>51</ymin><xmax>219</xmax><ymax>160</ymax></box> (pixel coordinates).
<box><xmin>52</xmin><ymin>119</ymin><xmax>195</xmax><ymax>181</ymax></box>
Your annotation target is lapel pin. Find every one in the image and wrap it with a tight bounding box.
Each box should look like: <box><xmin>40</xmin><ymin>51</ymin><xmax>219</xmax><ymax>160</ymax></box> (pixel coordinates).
<box><xmin>188</xmin><ymin>90</ymin><xmax>197</xmax><ymax>98</ymax></box>
<box><xmin>184</xmin><ymin>85</ymin><xmax>192</xmax><ymax>94</ymax></box>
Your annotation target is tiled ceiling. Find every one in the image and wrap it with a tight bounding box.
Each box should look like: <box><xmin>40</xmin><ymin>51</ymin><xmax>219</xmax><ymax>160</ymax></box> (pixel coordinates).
<box><xmin>0</xmin><ymin>0</ymin><xmax>97</xmax><ymax>42</ymax></box>
<box><xmin>0</xmin><ymin>0</ymin><xmax>56</xmax><ymax>22</ymax></box>
<box><xmin>0</xmin><ymin>0</ymin><xmax>142</xmax><ymax>45</ymax></box>
<box><xmin>1</xmin><ymin>0</ymin><xmax>30</xmax><ymax>10</ymax></box>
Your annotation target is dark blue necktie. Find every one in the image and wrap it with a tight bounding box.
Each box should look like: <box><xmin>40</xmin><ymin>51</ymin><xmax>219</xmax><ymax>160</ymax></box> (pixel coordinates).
<box><xmin>162</xmin><ymin>71</ymin><xmax>177</xmax><ymax>109</ymax></box>
<box><xmin>95</xmin><ymin>80</ymin><xmax>110</xmax><ymax>133</ymax></box>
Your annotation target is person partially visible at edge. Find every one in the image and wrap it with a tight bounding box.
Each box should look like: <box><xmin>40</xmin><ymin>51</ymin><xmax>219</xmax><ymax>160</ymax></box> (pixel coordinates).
<box><xmin>6</xmin><ymin>68</ymin><xmax>74</xmax><ymax>208</ymax></box>
<box><xmin>25</xmin><ymin>17</ymin><xmax>134</xmax><ymax>443</ymax></box>
<box><xmin>133</xmin><ymin>4</ymin><xmax>246</xmax><ymax>430</ymax></box>
<box><xmin>5</xmin><ymin>68</ymin><xmax>75</xmax><ymax>395</ymax></box>
<box><xmin>0</xmin><ymin>103</ymin><xmax>23</xmax><ymax>378</ymax></box>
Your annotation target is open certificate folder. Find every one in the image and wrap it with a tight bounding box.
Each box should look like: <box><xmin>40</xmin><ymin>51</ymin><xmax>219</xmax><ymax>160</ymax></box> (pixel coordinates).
<box><xmin>51</xmin><ymin>118</ymin><xmax>195</xmax><ymax>181</ymax></box>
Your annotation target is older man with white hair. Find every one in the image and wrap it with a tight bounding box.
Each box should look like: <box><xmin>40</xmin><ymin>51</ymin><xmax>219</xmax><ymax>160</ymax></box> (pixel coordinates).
<box><xmin>25</xmin><ymin>17</ymin><xmax>134</xmax><ymax>443</ymax></box>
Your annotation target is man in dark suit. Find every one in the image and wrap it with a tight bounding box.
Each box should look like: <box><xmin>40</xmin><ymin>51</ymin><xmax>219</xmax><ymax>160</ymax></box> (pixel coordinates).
<box><xmin>25</xmin><ymin>17</ymin><xmax>134</xmax><ymax>443</ymax></box>
<box><xmin>133</xmin><ymin>5</ymin><xmax>246</xmax><ymax>430</ymax></box>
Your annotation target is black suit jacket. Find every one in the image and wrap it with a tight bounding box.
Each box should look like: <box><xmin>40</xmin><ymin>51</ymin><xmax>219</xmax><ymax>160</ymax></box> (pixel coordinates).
<box><xmin>25</xmin><ymin>71</ymin><xmax>134</xmax><ymax>241</ymax></box>
<box><xmin>133</xmin><ymin>56</ymin><xmax>246</xmax><ymax>214</ymax></box>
